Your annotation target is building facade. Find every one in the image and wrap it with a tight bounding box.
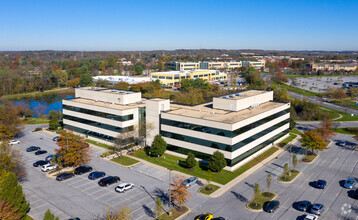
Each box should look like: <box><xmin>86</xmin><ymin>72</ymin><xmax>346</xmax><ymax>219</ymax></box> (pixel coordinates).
<box><xmin>150</xmin><ymin>69</ymin><xmax>227</xmax><ymax>87</ymax></box>
<box><xmin>63</xmin><ymin>88</ymin><xmax>289</xmax><ymax>171</ymax></box>
<box><xmin>167</xmin><ymin>61</ymin><xmax>264</xmax><ymax>71</ymax></box>
<box><xmin>311</xmin><ymin>63</ymin><xmax>358</xmax><ymax>72</ymax></box>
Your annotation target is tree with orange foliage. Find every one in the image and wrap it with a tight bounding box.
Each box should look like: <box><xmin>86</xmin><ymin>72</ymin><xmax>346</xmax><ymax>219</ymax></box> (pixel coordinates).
<box><xmin>317</xmin><ymin>118</ymin><xmax>334</xmax><ymax>141</ymax></box>
<box><xmin>301</xmin><ymin>129</ymin><xmax>326</xmax><ymax>155</ymax></box>
<box><xmin>0</xmin><ymin>102</ymin><xmax>23</xmax><ymax>141</ymax></box>
<box><xmin>0</xmin><ymin>199</ymin><xmax>22</xmax><ymax>220</ymax></box>
<box><xmin>55</xmin><ymin>131</ymin><xmax>92</xmax><ymax>167</ymax></box>
<box><xmin>170</xmin><ymin>177</ymin><xmax>192</xmax><ymax>211</ymax></box>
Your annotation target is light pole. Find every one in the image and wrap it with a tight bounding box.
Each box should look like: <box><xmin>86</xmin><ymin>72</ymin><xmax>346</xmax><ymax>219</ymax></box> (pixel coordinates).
<box><xmin>168</xmin><ymin>168</ymin><xmax>173</xmax><ymax>210</ymax></box>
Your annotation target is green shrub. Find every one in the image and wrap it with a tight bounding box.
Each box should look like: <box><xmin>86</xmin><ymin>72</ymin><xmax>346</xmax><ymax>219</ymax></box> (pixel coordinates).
<box><xmin>185</xmin><ymin>153</ymin><xmax>197</xmax><ymax>168</ymax></box>
<box><xmin>146</xmin><ymin>135</ymin><xmax>167</xmax><ymax>157</ymax></box>
<box><xmin>207</xmin><ymin>151</ymin><xmax>227</xmax><ymax>172</ymax></box>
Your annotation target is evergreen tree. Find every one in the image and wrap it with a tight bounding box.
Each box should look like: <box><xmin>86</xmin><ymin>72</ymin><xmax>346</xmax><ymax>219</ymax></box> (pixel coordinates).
<box><xmin>207</xmin><ymin>151</ymin><xmax>227</xmax><ymax>172</ymax></box>
<box><xmin>185</xmin><ymin>152</ymin><xmax>197</xmax><ymax>168</ymax></box>
<box><xmin>0</xmin><ymin>172</ymin><xmax>29</xmax><ymax>219</ymax></box>
<box><xmin>48</xmin><ymin>110</ymin><xmax>59</xmax><ymax>130</ymax></box>
<box><xmin>146</xmin><ymin>135</ymin><xmax>167</xmax><ymax>157</ymax></box>
<box><xmin>43</xmin><ymin>209</ymin><xmax>59</xmax><ymax>220</ymax></box>
<box><xmin>79</xmin><ymin>72</ymin><xmax>92</xmax><ymax>87</ymax></box>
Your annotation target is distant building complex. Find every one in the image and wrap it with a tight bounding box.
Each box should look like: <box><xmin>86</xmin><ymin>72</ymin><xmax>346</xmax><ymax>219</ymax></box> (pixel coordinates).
<box><xmin>310</xmin><ymin>63</ymin><xmax>358</xmax><ymax>72</ymax></box>
<box><xmin>167</xmin><ymin>60</ymin><xmax>265</xmax><ymax>71</ymax></box>
<box><xmin>62</xmin><ymin>88</ymin><xmax>290</xmax><ymax>171</ymax></box>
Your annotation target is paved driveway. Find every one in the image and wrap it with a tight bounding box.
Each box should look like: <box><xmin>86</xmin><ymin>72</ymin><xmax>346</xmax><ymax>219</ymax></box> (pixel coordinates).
<box><xmin>16</xmin><ymin>125</ymin><xmax>208</xmax><ymax>220</ymax></box>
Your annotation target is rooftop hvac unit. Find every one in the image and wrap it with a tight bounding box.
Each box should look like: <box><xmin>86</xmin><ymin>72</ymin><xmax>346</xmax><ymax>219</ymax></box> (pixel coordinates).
<box><xmin>127</xmin><ymin>91</ymin><xmax>134</xmax><ymax>94</ymax></box>
<box><xmin>236</xmin><ymin>93</ymin><xmax>242</xmax><ymax>96</ymax></box>
<box><xmin>111</xmin><ymin>89</ymin><xmax>117</xmax><ymax>92</ymax></box>
<box><xmin>211</xmin><ymin>112</ymin><xmax>215</xmax><ymax>115</ymax></box>
<box><xmin>229</xmin><ymin>94</ymin><xmax>236</xmax><ymax>98</ymax></box>
<box><xmin>119</xmin><ymin>90</ymin><xmax>126</xmax><ymax>93</ymax></box>
<box><xmin>222</xmin><ymin>96</ymin><xmax>229</xmax><ymax>99</ymax></box>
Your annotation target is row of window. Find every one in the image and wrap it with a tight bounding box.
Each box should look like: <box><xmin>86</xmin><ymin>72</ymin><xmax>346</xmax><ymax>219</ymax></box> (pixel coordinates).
<box><xmin>63</xmin><ymin>105</ymin><xmax>133</xmax><ymax>122</ymax></box>
<box><xmin>161</xmin><ymin>119</ymin><xmax>289</xmax><ymax>152</ymax></box>
<box><xmin>64</xmin><ymin>115</ymin><xmax>133</xmax><ymax>134</ymax></box>
<box><xmin>161</xmin><ymin>108</ymin><xmax>289</xmax><ymax>138</ymax></box>
<box><xmin>166</xmin><ymin>129</ymin><xmax>289</xmax><ymax>167</ymax></box>
<box><xmin>64</xmin><ymin>124</ymin><xmax>115</xmax><ymax>142</ymax></box>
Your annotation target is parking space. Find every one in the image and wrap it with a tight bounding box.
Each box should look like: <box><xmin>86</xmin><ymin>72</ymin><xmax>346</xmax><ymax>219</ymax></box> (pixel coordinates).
<box><xmin>15</xmin><ymin>125</ymin><xmax>208</xmax><ymax>219</ymax></box>
<box><xmin>292</xmin><ymin>76</ymin><xmax>358</xmax><ymax>93</ymax></box>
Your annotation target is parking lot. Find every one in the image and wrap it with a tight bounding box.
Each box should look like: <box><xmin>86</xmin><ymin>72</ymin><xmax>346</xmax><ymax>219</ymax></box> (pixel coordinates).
<box><xmin>187</xmin><ymin>133</ymin><xmax>358</xmax><ymax>220</ymax></box>
<box><xmin>16</xmin><ymin>125</ymin><xmax>208</xmax><ymax>220</ymax></box>
<box><xmin>291</xmin><ymin>76</ymin><xmax>358</xmax><ymax>93</ymax></box>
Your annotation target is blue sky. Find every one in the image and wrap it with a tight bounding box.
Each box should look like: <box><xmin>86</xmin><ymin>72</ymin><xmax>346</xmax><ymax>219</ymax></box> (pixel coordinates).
<box><xmin>0</xmin><ymin>0</ymin><xmax>357</xmax><ymax>51</ymax></box>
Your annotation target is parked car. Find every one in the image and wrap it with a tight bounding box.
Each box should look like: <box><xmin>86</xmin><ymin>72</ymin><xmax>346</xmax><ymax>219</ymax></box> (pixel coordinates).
<box><xmin>9</xmin><ymin>140</ymin><xmax>21</xmax><ymax>145</ymax></box>
<box><xmin>115</xmin><ymin>183</ymin><xmax>134</xmax><ymax>193</ymax></box>
<box><xmin>337</xmin><ymin>140</ymin><xmax>346</xmax><ymax>147</ymax></box>
<box><xmin>212</xmin><ymin>218</ymin><xmax>225</xmax><ymax>220</ymax></box>
<box><xmin>41</xmin><ymin>164</ymin><xmax>57</xmax><ymax>172</ymax></box>
<box><xmin>53</xmin><ymin>136</ymin><xmax>59</xmax><ymax>141</ymax></box>
<box><xmin>195</xmin><ymin>213</ymin><xmax>213</xmax><ymax>220</ymax></box>
<box><xmin>56</xmin><ymin>173</ymin><xmax>75</xmax><ymax>181</ymax></box>
<box><xmin>35</xmin><ymin>150</ymin><xmax>47</xmax><ymax>155</ymax></box>
<box><xmin>88</xmin><ymin>171</ymin><xmax>106</xmax><ymax>180</ymax></box>
<box><xmin>98</xmin><ymin>176</ymin><xmax>120</xmax><ymax>187</ymax></box>
<box><xmin>352</xmin><ymin>188</ymin><xmax>358</xmax><ymax>199</ymax></box>
<box><xmin>310</xmin><ymin>203</ymin><xmax>325</xmax><ymax>215</ymax></box>
<box><xmin>316</xmin><ymin>180</ymin><xmax>327</xmax><ymax>189</ymax></box>
<box><xmin>297</xmin><ymin>200</ymin><xmax>312</xmax><ymax>212</ymax></box>
<box><xmin>183</xmin><ymin>177</ymin><xmax>198</xmax><ymax>187</ymax></box>
<box><xmin>74</xmin><ymin>166</ymin><xmax>93</xmax><ymax>175</ymax></box>
<box><xmin>33</xmin><ymin>160</ymin><xmax>49</xmax><ymax>167</ymax></box>
<box><xmin>263</xmin><ymin>200</ymin><xmax>280</xmax><ymax>213</ymax></box>
<box><xmin>45</xmin><ymin>154</ymin><xmax>53</xmax><ymax>162</ymax></box>
<box><xmin>344</xmin><ymin>178</ymin><xmax>355</xmax><ymax>189</ymax></box>
<box><xmin>304</xmin><ymin>214</ymin><xmax>319</xmax><ymax>220</ymax></box>
<box><xmin>26</xmin><ymin>146</ymin><xmax>40</xmax><ymax>152</ymax></box>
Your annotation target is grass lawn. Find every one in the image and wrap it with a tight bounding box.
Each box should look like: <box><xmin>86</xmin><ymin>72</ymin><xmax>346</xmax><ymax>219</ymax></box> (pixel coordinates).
<box><xmin>333</xmin><ymin>127</ymin><xmax>358</xmax><ymax>135</ymax></box>
<box><xmin>278</xmin><ymin>169</ymin><xmax>300</xmax><ymax>182</ymax></box>
<box><xmin>319</xmin><ymin>106</ymin><xmax>358</xmax><ymax>121</ymax></box>
<box><xmin>290</xmin><ymin>128</ymin><xmax>303</xmax><ymax>136</ymax></box>
<box><xmin>300</xmin><ymin>153</ymin><xmax>318</xmax><ymax>163</ymax></box>
<box><xmin>56</xmin><ymin>129</ymin><xmax>64</xmax><ymax>134</ymax></box>
<box><xmin>111</xmin><ymin>156</ymin><xmax>139</xmax><ymax>166</ymax></box>
<box><xmin>275</xmin><ymin>82</ymin><xmax>321</xmax><ymax>97</ymax></box>
<box><xmin>332</xmin><ymin>99</ymin><xmax>358</xmax><ymax>110</ymax></box>
<box><xmin>277</xmin><ymin>134</ymin><xmax>297</xmax><ymax>148</ymax></box>
<box><xmin>248</xmin><ymin>192</ymin><xmax>276</xmax><ymax>210</ymax></box>
<box><xmin>156</xmin><ymin>206</ymin><xmax>189</xmax><ymax>220</ymax></box>
<box><xmin>86</xmin><ymin>139</ymin><xmax>114</xmax><ymax>151</ymax></box>
<box><xmin>199</xmin><ymin>184</ymin><xmax>220</xmax><ymax>195</ymax></box>
<box><xmin>23</xmin><ymin>117</ymin><xmax>49</xmax><ymax>125</ymax></box>
<box><xmin>133</xmin><ymin>147</ymin><xmax>279</xmax><ymax>185</ymax></box>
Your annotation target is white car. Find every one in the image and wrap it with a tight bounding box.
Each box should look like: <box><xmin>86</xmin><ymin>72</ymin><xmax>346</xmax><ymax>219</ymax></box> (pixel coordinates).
<box><xmin>304</xmin><ymin>214</ymin><xmax>319</xmax><ymax>220</ymax></box>
<box><xmin>41</xmin><ymin>164</ymin><xmax>57</xmax><ymax>172</ymax></box>
<box><xmin>115</xmin><ymin>183</ymin><xmax>134</xmax><ymax>193</ymax></box>
<box><xmin>9</xmin><ymin>140</ymin><xmax>21</xmax><ymax>145</ymax></box>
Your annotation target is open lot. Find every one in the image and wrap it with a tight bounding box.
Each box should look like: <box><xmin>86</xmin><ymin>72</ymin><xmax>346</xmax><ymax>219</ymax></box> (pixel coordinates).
<box><xmin>292</xmin><ymin>76</ymin><xmax>358</xmax><ymax>93</ymax></box>
<box><xmin>16</xmin><ymin>125</ymin><xmax>208</xmax><ymax>220</ymax></box>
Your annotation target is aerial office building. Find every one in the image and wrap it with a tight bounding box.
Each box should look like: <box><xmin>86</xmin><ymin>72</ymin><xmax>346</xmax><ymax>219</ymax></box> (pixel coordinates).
<box><xmin>63</xmin><ymin>88</ymin><xmax>289</xmax><ymax>171</ymax></box>
<box><xmin>167</xmin><ymin>60</ymin><xmax>265</xmax><ymax>71</ymax></box>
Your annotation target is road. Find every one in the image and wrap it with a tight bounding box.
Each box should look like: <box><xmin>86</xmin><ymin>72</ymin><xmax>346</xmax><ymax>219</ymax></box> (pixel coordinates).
<box><xmin>186</xmin><ymin>133</ymin><xmax>358</xmax><ymax>220</ymax></box>
<box><xmin>288</xmin><ymin>91</ymin><xmax>358</xmax><ymax>116</ymax></box>
<box><xmin>297</xmin><ymin>121</ymin><xmax>358</xmax><ymax>131</ymax></box>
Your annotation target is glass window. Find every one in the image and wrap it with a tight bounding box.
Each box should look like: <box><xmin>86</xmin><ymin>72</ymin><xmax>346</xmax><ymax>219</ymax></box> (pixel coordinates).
<box><xmin>152</xmin><ymin>75</ymin><xmax>158</xmax><ymax>78</ymax></box>
<box><xmin>166</xmin><ymin>76</ymin><xmax>173</xmax><ymax>79</ymax></box>
<box><xmin>181</xmin><ymin>76</ymin><xmax>186</xmax><ymax>79</ymax></box>
<box><xmin>159</xmin><ymin>76</ymin><xmax>165</xmax><ymax>79</ymax></box>
<box><xmin>63</xmin><ymin>105</ymin><xmax>133</xmax><ymax>122</ymax></box>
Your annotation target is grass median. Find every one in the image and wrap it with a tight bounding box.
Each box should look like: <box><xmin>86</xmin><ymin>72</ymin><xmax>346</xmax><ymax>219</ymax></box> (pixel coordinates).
<box><xmin>23</xmin><ymin>117</ymin><xmax>49</xmax><ymax>125</ymax></box>
<box><xmin>111</xmin><ymin>156</ymin><xmax>139</xmax><ymax>166</ymax></box>
<box><xmin>156</xmin><ymin>206</ymin><xmax>189</xmax><ymax>220</ymax></box>
<box><xmin>333</xmin><ymin>127</ymin><xmax>358</xmax><ymax>135</ymax></box>
<box><xmin>248</xmin><ymin>192</ymin><xmax>276</xmax><ymax>210</ymax></box>
<box><xmin>277</xmin><ymin>134</ymin><xmax>297</xmax><ymax>148</ymax></box>
<box><xmin>132</xmin><ymin>146</ymin><xmax>279</xmax><ymax>185</ymax></box>
<box><xmin>300</xmin><ymin>153</ymin><xmax>318</xmax><ymax>163</ymax></box>
<box><xmin>278</xmin><ymin>169</ymin><xmax>300</xmax><ymax>182</ymax></box>
<box><xmin>85</xmin><ymin>139</ymin><xmax>114</xmax><ymax>151</ymax></box>
<box><xmin>199</xmin><ymin>184</ymin><xmax>220</xmax><ymax>195</ymax></box>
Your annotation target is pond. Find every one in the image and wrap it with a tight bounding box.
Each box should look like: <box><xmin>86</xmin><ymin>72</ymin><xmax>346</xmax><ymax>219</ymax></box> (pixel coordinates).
<box><xmin>7</xmin><ymin>92</ymin><xmax>74</xmax><ymax>118</ymax></box>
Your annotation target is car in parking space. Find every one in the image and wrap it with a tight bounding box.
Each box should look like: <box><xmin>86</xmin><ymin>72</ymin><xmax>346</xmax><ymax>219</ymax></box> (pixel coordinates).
<box><xmin>315</xmin><ymin>180</ymin><xmax>327</xmax><ymax>189</ymax></box>
<box><xmin>337</xmin><ymin>140</ymin><xmax>346</xmax><ymax>147</ymax></box>
<box><xmin>41</xmin><ymin>164</ymin><xmax>57</xmax><ymax>172</ymax></box>
<box><xmin>53</xmin><ymin>136</ymin><xmax>59</xmax><ymax>141</ymax></box>
<box><xmin>33</xmin><ymin>160</ymin><xmax>49</xmax><ymax>167</ymax></box>
<box><xmin>344</xmin><ymin>178</ymin><xmax>355</xmax><ymax>189</ymax></box>
<box><xmin>263</xmin><ymin>200</ymin><xmax>280</xmax><ymax>213</ymax></box>
<box><xmin>26</xmin><ymin>146</ymin><xmax>40</xmax><ymax>152</ymax></box>
<box><xmin>195</xmin><ymin>213</ymin><xmax>213</xmax><ymax>220</ymax></box>
<box><xmin>304</xmin><ymin>214</ymin><xmax>319</xmax><ymax>220</ymax></box>
<box><xmin>45</xmin><ymin>154</ymin><xmax>53</xmax><ymax>162</ymax></box>
<box><xmin>212</xmin><ymin>217</ymin><xmax>225</xmax><ymax>220</ymax></box>
<box><xmin>115</xmin><ymin>183</ymin><xmax>134</xmax><ymax>193</ymax></box>
<box><xmin>88</xmin><ymin>171</ymin><xmax>106</xmax><ymax>180</ymax></box>
<box><xmin>183</xmin><ymin>177</ymin><xmax>198</xmax><ymax>187</ymax></box>
<box><xmin>56</xmin><ymin>173</ymin><xmax>75</xmax><ymax>181</ymax></box>
<box><xmin>35</xmin><ymin>150</ymin><xmax>47</xmax><ymax>155</ymax></box>
<box><xmin>297</xmin><ymin>200</ymin><xmax>312</xmax><ymax>212</ymax></box>
<box><xmin>98</xmin><ymin>176</ymin><xmax>120</xmax><ymax>187</ymax></box>
<box><xmin>74</xmin><ymin>166</ymin><xmax>93</xmax><ymax>175</ymax></box>
<box><xmin>310</xmin><ymin>203</ymin><xmax>325</xmax><ymax>215</ymax></box>
<box><xmin>9</xmin><ymin>140</ymin><xmax>21</xmax><ymax>145</ymax></box>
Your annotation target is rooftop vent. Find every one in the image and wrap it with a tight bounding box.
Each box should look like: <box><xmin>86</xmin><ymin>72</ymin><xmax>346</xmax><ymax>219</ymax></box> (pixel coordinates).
<box><xmin>111</xmin><ymin>89</ymin><xmax>117</xmax><ymax>92</ymax></box>
<box><xmin>127</xmin><ymin>91</ymin><xmax>134</xmax><ymax>94</ymax></box>
<box><xmin>229</xmin><ymin>94</ymin><xmax>236</xmax><ymax>98</ymax></box>
<box><xmin>119</xmin><ymin>90</ymin><xmax>126</xmax><ymax>93</ymax></box>
<box><xmin>211</xmin><ymin>112</ymin><xmax>215</xmax><ymax>115</ymax></box>
<box><xmin>236</xmin><ymin>93</ymin><xmax>242</xmax><ymax>96</ymax></box>
<box><xmin>222</xmin><ymin>96</ymin><xmax>229</xmax><ymax>99</ymax></box>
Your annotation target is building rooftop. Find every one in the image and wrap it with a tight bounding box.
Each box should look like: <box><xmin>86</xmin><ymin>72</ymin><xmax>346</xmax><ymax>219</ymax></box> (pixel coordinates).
<box><xmin>65</xmin><ymin>98</ymin><xmax>145</xmax><ymax>110</ymax></box>
<box><xmin>166</xmin><ymin>101</ymin><xmax>287</xmax><ymax>124</ymax></box>
<box><xmin>92</xmin><ymin>76</ymin><xmax>153</xmax><ymax>84</ymax></box>
<box><xmin>76</xmin><ymin>87</ymin><xmax>140</xmax><ymax>95</ymax></box>
<box><xmin>217</xmin><ymin>90</ymin><xmax>266</xmax><ymax>100</ymax></box>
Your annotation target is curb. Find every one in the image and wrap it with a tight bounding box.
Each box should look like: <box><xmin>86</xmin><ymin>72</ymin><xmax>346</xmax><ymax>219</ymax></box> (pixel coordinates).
<box><xmin>277</xmin><ymin>171</ymin><xmax>302</xmax><ymax>183</ymax></box>
<box><xmin>300</xmin><ymin>154</ymin><xmax>319</xmax><ymax>164</ymax></box>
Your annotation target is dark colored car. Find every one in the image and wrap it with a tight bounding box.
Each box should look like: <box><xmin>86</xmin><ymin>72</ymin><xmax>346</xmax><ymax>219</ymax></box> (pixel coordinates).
<box><xmin>53</xmin><ymin>136</ymin><xmax>59</xmax><ymax>141</ymax></box>
<box><xmin>26</xmin><ymin>146</ymin><xmax>40</xmax><ymax>152</ymax></box>
<box><xmin>33</xmin><ymin>160</ymin><xmax>49</xmax><ymax>167</ymax></box>
<box><xmin>263</xmin><ymin>200</ymin><xmax>280</xmax><ymax>213</ymax></box>
<box><xmin>213</xmin><ymin>218</ymin><xmax>225</xmax><ymax>220</ymax></box>
<box><xmin>98</xmin><ymin>176</ymin><xmax>120</xmax><ymax>187</ymax></box>
<box><xmin>297</xmin><ymin>200</ymin><xmax>312</xmax><ymax>212</ymax></box>
<box><xmin>316</xmin><ymin>180</ymin><xmax>326</xmax><ymax>189</ymax></box>
<box><xmin>88</xmin><ymin>171</ymin><xmax>106</xmax><ymax>180</ymax></box>
<box><xmin>74</xmin><ymin>166</ymin><xmax>93</xmax><ymax>175</ymax></box>
<box><xmin>35</xmin><ymin>150</ymin><xmax>47</xmax><ymax>155</ymax></box>
<box><xmin>56</xmin><ymin>173</ymin><xmax>75</xmax><ymax>181</ymax></box>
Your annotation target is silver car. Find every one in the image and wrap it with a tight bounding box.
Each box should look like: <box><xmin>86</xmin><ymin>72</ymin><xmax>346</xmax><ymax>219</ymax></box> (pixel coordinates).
<box><xmin>183</xmin><ymin>177</ymin><xmax>198</xmax><ymax>187</ymax></box>
<box><xmin>311</xmin><ymin>203</ymin><xmax>325</xmax><ymax>215</ymax></box>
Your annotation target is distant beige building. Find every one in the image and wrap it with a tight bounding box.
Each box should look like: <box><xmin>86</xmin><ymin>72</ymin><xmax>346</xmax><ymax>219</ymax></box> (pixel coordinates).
<box><xmin>167</xmin><ymin>60</ymin><xmax>264</xmax><ymax>71</ymax></box>
<box><xmin>312</xmin><ymin>63</ymin><xmax>358</xmax><ymax>71</ymax></box>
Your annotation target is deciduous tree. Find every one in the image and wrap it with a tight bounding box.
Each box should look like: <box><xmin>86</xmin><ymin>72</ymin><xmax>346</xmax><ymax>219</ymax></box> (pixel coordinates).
<box><xmin>266</xmin><ymin>174</ymin><xmax>272</xmax><ymax>192</ymax></box>
<box><xmin>170</xmin><ymin>177</ymin><xmax>192</xmax><ymax>211</ymax></box>
<box><xmin>0</xmin><ymin>102</ymin><xmax>23</xmax><ymax>141</ymax></box>
<box><xmin>154</xmin><ymin>198</ymin><xmax>163</xmax><ymax>218</ymax></box>
<box><xmin>292</xmin><ymin>154</ymin><xmax>298</xmax><ymax>170</ymax></box>
<box><xmin>55</xmin><ymin>131</ymin><xmax>92</xmax><ymax>167</ymax></box>
<box><xmin>0</xmin><ymin>141</ymin><xmax>26</xmax><ymax>179</ymax></box>
<box><xmin>301</xmin><ymin>129</ymin><xmax>326</xmax><ymax>155</ymax></box>
<box><xmin>0</xmin><ymin>199</ymin><xmax>22</xmax><ymax>220</ymax></box>
<box><xmin>98</xmin><ymin>204</ymin><xmax>132</xmax><ymax>220</ymax></box>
